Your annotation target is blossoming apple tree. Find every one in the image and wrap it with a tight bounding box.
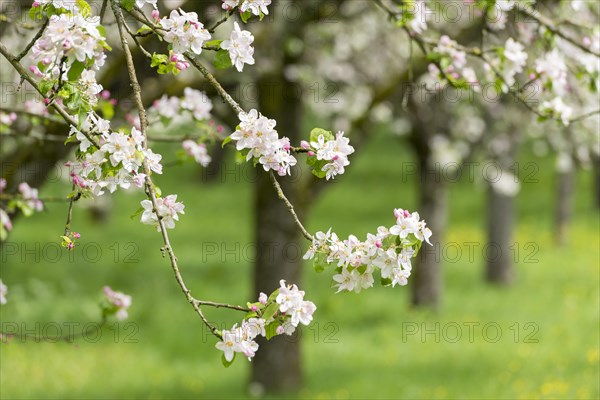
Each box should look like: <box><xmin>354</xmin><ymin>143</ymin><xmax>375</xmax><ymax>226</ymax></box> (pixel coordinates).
<box><xmin>0</xmin><ymin>0</ymin><xmax>432</xmax><ymax>366</ymax></box>
<box><xmin>0</xmin><ymin>0</ymin><xmax>598</xmax><ymax>370</ymax></box>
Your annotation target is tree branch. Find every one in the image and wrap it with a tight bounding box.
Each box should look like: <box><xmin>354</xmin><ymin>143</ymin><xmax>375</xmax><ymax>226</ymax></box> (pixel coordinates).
<box><xmin>111</xmin><ymin>0</ymin><xmax>221</xmax><ymax>338</ymax></box>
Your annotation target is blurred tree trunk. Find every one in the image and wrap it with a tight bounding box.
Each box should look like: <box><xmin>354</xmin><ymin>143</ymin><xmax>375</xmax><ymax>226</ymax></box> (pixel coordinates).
<box><xmin>485</xmin><ymin>185</ymin><xmax>515</xmax><ymax>284</ymax></box>
<box><xmin>407</xmin><ymin>100</ymin><xmax>446</xmax><ymax>310</ymax></box>
<box><xmin>485</xmin><ymin>130</ymin><xmax>519</xmax><ymax>285</ymax></box>
<box><xmin>250</xmin><ymin>1</ymin><xmax>307</xmax><ymax>393</ymax></box>
<box><xmin>251</xmin><ymin>76</ymin><xmax>304</xmax><ymax>394</ymax></box>
<box><xmin>555</xmin><ymin>166</ymin><xmax>574</xmax><ymax>246</ymax></box>
<box><xmin>412</xmin><ymin>154</ymin><xmax>446</xmax><ymax>309</ymax></box>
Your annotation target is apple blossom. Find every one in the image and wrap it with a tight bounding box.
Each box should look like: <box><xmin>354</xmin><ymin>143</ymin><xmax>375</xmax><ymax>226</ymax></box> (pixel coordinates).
<box><xmin>305</xmin><ymin>209</ymin><xmax>431</xmax><ymax>293</ymax></box>
<box><xmin>229</xmin><ymin>109</ymin><xmax>297</xmax><ymax>176</ymax></box>
<box><xmin>18</xmin><ymin>183</ymin><xmax>43</xmax><ymax>212</ymax></box>
<box><xmin>140</xmin><ymin>195</ymin><xmax>185</xmax><ymax>230</ymax></box>
<box><xmin>182</xmin><ymin>140</ymin><xmax>212</xmax><ymax>167</ymax></box>
<box><xmin>180</xmin><ymin>88</ymin><xmax>213</xmax><ymax>121</ymax></box>
<box><xmin>135</xmin><ymin>0</ymin><xmax>157</xmax><ymax>9</ymax></box>
<box><xmin>240</xmin><ymin>0</ymin><xmax>272</xmax><ymax>16</ymax></box>
<box><xmin>0</xmin><ymin>279</ymin><xmax>6</xmax><ymax>305</ymax></box>
<box><xmin>103</xmin><ymin>286</ymin><xmax>132</xmax><ymax>320</ymax></box>
<box><xmin>160</xmin><ymin>9</ymin><xmax>211</xmax><ymax>55</ymax></box>
<box><xmin>221</xmin><ymin>22</ymin><xmax>255</xmax><ymax>72</ymax></box>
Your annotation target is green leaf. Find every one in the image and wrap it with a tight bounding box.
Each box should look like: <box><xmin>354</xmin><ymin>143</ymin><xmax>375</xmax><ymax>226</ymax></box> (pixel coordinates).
<box><xmin>221</xmin><ymin>352</ymin><xmax>236</xmax><ymax>368</ymax></box>
<box><xmin>240</xmin><ymin>10</ymin><xmax>252</xmax><ymax>23</ymax></box>
<box><xmin>151</xmin><ymin>53</ymin><xmax>168</xmax><ymax>68</ymax></box>
<box><xmin>39</xmin><ymin>80</ymin><xmax>54</xmax><ymax>96</ymax></box>
<box><xmin>130</xmin><ymin>206</ymin><xmax>144</xmax><ymax>220</ymax></box>
<box><xmin>380</xmin><ymin>277</ymin><xmax>392</xmax><ymax>287</ymax></box>
<box><xmin>121</xmin><ymin>0</ymin><xmax>136</xmax><ymax>12</ymax></box>
<box><xmin>67</xmin><ymin>61</ymin><xmax>85</xmax><ymax>81</ymax></box>
<box><xmin>309</xmin><ymin>128</ymin><xmax>334</xmax><ymax>144</ymax></box>
<box><xmin>205</xmin><ymin>39</ymin><xmax>223</xmax><ymax>48</ymax></box>
<box><xmin>213</xmin><ymin>50</ymin><xmax>232</xmax><ymax>70</ymax></box>
<box><xmin>267</xmin><ymin>289</ymin><xmax>279</xmax><ymax>304</ymax></box>
<box><xmin>136</xmin><ymin>25</ymin><xmax>152</xmax><ymax>35</ymax></box>
<box><xmin>265</xmin><ymin>320</ymin><xmax>280</xmax><ymax>340</ymax></box>
<box><xmin>64</xmin><ymin>133</ymin><xmax>79</xmax><ymax>145</ymax></box>
<box><xmin>221</xmin><ymin>135</ymin><xmax>233</xmax><ymax>148</ymax></box>
<box><xmin>261</xmin><ymin>302</ymin><xmax>279</xmax><ymax>322</ymax></box>
<box><xmin>245</xmin><ymin>311</ymin><xmax>258</xmax><ymax>319</ymax></box>
<box><xmin>76</xmin><ymin>0</ymin><xmax>92</xmax><ymax>18</ymax></box>
<box><xmin>313</xmin><ymin>252</ymin><xmax>329</xmax><ymax>273</ymax></box>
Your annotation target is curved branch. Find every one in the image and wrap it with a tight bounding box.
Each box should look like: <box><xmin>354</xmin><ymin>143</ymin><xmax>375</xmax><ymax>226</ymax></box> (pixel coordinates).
<box><xmin>111</xmin><ymin>0</ymin><xmax>221</xmax><ymax>338</ymax></box>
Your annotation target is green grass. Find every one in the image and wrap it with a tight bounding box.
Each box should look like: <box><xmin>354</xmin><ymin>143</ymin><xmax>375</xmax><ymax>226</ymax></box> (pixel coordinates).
<box><xmin>0</xmin><ymin>132</ymin><xmax>598</xmax><ymax>399</ymax></box>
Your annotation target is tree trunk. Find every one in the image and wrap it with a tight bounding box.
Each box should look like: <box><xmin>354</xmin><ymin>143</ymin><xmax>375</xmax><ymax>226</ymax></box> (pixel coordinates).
<box><xmin>411</xmin><ymin>157</ymin><xmax>446</xmax><ymax>310</ymax></box>
<box><xmin>485</xmin><ymin>185</ymin><xmax>515</xmax><ymax>284</ymax></box>
<box><xmin>250</xmin><ymin>38</ymin><xmax>305</xmax><ymax>393</ymax></box>
<box><xmin>554</xmin><ymin>167</ymin><xmax>574</xmax><ymax>246</ymax></box>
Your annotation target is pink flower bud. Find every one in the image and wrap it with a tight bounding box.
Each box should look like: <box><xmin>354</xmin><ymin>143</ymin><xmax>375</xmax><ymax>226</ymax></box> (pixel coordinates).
<box><xmin>300</xmin><ymin>140</ymin><xmax>310</xmax><ymax>149</ymax></box>
<box><xmin>175</xmin><ymin>62</ymin><xmax>187</xmax><ymax>71</ymax></box>
<box><xmin>72</xmin><ymin>232</ymin><xmax>81</xmax><ymax>239</ymax></box>
<box><xmin>42</xmin><ymin>57</ymin><xmax>51</xmax><ymax>65</ymax></box>
<box><xmin>332</xmin><ymin>155</ymin><xmax>339</xmax><ymax>161</ymax></box>
<box><xmin>216</xmin><ymin>125</ymin><xmax>224</xmax><ymax>133</ymax></box>
<box><xmin>276</xmin><ymin>326</ymin><xmax>285</xmax><ymax>335</ymax></box>
<box><xmin>101</xmin><ymin>90</ymin><xmax>111</xmax><ymax>99</ymax></box>
<box><xmin>258</xmin><ymin>292</ymin><xmax>267</xmax><ymax>305</ymax></box>
<box><xmin>44</xmin><ymin>98</ymin><xmax>50</xmax><ymax>105</ymax></box>
<box><xmin>110</xmin><ymin>99</ymin><xmax>117</xmax><ymax>106</ymax></box>
<box><xmin>307</xmin><ymin>151</ymin><xmax>314</xmax><ymax>157</ymax></box>
<box><xmin>151</xmin><ymin>9</ymin><xmax>160</xmax><ymax>20</ymax></box>
<box><xmin>403</xmin><ymin>210</ymin><xmax>410</xmax><ymax>217</ymax></box>
<box><xmin>251</xmin><ymin>305</ymin><xmax>258</xmax><ymax>312</ymax></box>
<box><xmin>529</xmin><ymin>73</ymin><xmax>536</xmax><ymax>80</ymax></box>
<box><xmin>375</xmin><ymin>240</ymin><xmax>382</xmax><ymax>248</ymax></box>
<box><xmin>68</xmin><ymin>242</ymin><xmax>75</xmax><ymax>250</ymax></box>
<box><xmin>32</xmin><ymin>1</ymin><xmax>40</xmax><ymax>7</ymax></box>
<box><xmin>29</xmin><ymin>65</ymin><xmax>43</xmax><ymax>77</ymax></box>
<box><xmin>284</xmin><ymin>144</ymin><xmax>291</xmax><ymax>151</ymax></box>
<box><xmin>170</xmin><ymin>54</ymin><xmax>179</xmax><ymax>62</ymax></box>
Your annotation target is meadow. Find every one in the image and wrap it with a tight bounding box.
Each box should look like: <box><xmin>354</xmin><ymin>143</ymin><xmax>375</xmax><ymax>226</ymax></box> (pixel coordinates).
<box><xmin>0</xmin><ymin>132</ymin><xmax>598</xmax><ymax>399</ymax></box>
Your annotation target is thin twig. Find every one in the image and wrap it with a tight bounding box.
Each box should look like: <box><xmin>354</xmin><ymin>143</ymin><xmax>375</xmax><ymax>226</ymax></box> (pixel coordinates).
<box><xmin>515</xmin><ymin>3</ymin><xmax>600</xmax><ymax>58</ymax></box>
<box><xmin>63</xmin><ymin>184</ymin><xmax>78</xmax><ymax>236</ymax></box>
<box><xmin>208</xmin><ymin>9</ymin><xmax>235</xmax><ymax>34</ymax></box>
<box><xmin>0</xmin><ymin>43</ymin><xmax>100</xmax><ymax>148</ymax></box>
<box><xmin>16</xmin><ymin>19</ymin><xmax>48</xmax><ymax>61</ymax></box>
<box><xmin>193</xmin><ymin>299</ymin><xmax>249</xmax><ymax>312</ymax></box>
<box><xmin>268</xmin><ymin>171</ymin><xmax>314</xmax><ymax>242</ymax></box>
<box><xmin>111</xmin><ymin>0</ymin><xmax>221</xmax><ymax>339</ymax></box>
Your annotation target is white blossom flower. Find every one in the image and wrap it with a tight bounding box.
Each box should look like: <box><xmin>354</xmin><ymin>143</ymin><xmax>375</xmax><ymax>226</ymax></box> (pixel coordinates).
<box><xmin>182</xmin><ymin>140</ymin><xmax>211</xmax><ymax>167</ymax></box>
<box><xmin>160</xmin><ymin>9</ymin><xmax>211</xmax><ymax>55</ymax></box>
<box><xmin>140</xmin><ymin>195</ymin><xmax>185</xmax><ymax>230</ymax></box>
<box><xmin>230</xmin><ymin>109</ymin><xmax>297</xmax><ymax>176</ymax></box>
<box><xmin>135</xmin><ymin>0</ymin><xmax>157</xmax><ymax>9</ymax></box>
<box><xmin>103</xmin><ymin>286</ymin><xmax>132</xmax><ymax>320</ymax></box>
<box><xmin>18</xmin><ymin>183</ymin><xmax>43</xmax><ymax>212</ymax></box>
<box><xmin>240</xmin><ymin>0</ymin><xmax>272</xmax><ymax>15</ymax></box>
<box><xmin>221</xmin><ymin>22</ymin><xmax>255</xmax><ymax>72</ymax></box>
<box><xmin>541</xmin><ymin>97</ymin><xmax>573</xmax><ymax>126</ymax></box>
<box><xmin>31</xmin><ymin>14</ymin><xmax>106</xmax><ymax>81</ymax></box>
<box><xmin>0</xmin><ymin>279</ymin><xmax>7</xmax><ymax>305</ymax></box>
<box><xmin>152</xmin><ymin>95</ymin><xmax>180</xmax><ymax>119</ymax></box>
<box><xmin>180</xmin><ymin>88</ymin><xmax>213</xmax><ymax>120</ymax></box>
